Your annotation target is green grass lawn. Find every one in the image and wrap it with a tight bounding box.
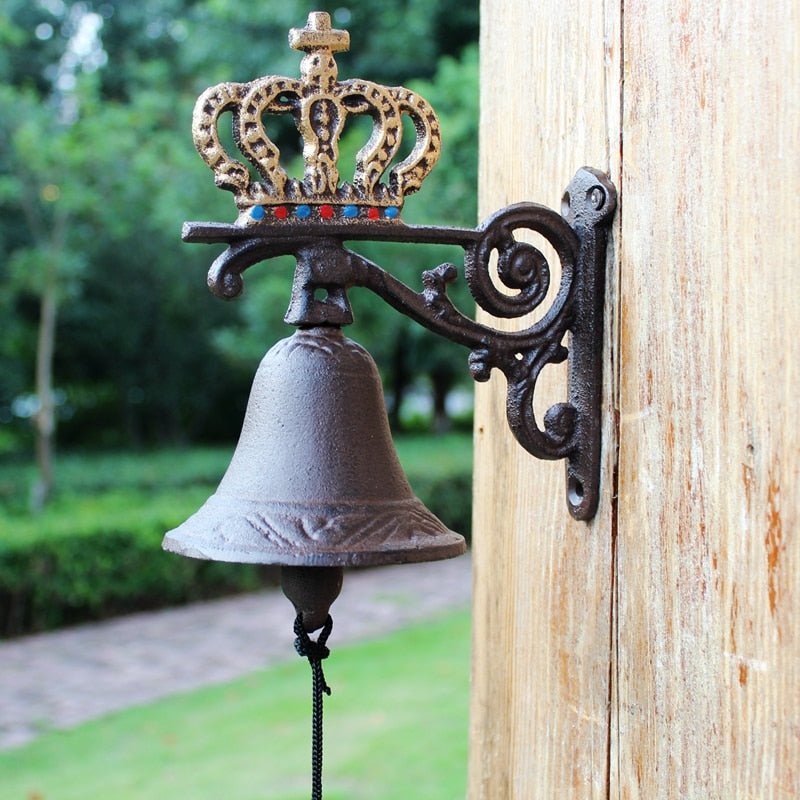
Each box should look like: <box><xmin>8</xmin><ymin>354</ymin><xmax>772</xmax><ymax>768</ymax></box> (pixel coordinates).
<box><xmin>0</xmin><ymin>434</ymin><xmax>472</xmax><ymax>521</ymax></box>
<box><xmin>0</xmin><ymin>611</ymin><xmax>471</xmax><ymax>800</ymax></box>
<box><xmin>0</xmin><ymin>434</ymin><xmax>472</xmax><ymax>492</ymax></box>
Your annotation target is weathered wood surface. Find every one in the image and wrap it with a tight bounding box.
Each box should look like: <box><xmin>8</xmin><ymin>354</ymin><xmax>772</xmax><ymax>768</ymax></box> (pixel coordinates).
<box><xmin>614</xmin><ymin>3</ymin><xmax>799</xmax><ymax>798</ymax></box>
<box><xmin>471</xmin><ymin>1</ymin><xmax>799</xmax><ymax>798</ymax></box>
<box><xmin>470</xmin><ymin>2</ymin><xmax>621</xmax><ymax>797</ymax></box>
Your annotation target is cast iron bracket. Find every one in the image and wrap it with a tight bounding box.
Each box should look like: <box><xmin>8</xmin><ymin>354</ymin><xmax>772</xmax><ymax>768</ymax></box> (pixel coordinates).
<box><xmin>182</xmin><ymin>166</ymin><xmax>615</xmax><ymax>520</ymax></box>
<box><xmin>181</xmin><ymin>12</ymin><xmax>617</xmax><ymax>521</ymax></box>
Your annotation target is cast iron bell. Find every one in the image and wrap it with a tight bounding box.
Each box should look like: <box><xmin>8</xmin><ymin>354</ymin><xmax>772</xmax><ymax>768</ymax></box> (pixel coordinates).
<box><xmin>163</xmin><ymin>325</ymin><xmax>466</xmax><ymax>629</ymax></box>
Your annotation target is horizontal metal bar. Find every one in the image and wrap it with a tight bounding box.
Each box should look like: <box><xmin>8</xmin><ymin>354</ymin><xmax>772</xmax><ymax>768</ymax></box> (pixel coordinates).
<box><xmin>182</xmin><ymin>221</ymin><xmax>483</xmax><ymax>248</ymax></box>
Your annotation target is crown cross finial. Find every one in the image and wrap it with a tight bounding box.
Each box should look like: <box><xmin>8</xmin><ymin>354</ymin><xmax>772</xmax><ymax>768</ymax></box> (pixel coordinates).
<box><xmin>191</xmin><ymin>12</ymin><xmax>441</xmax><ymax>226</ymax></box>
<box><xmin>289</xmin><ymin>13</ymin><xmax>349</xmax><ymax>91</ymax></box>
<box><xmin>289</xmin><ymin>12</ymin><xmax>349</xmax><ymax>54</ymax></box>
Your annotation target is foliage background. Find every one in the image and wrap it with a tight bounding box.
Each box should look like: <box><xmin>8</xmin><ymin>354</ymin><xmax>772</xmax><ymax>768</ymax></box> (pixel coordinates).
<box><xmin>0</xmin><ymin>0</ymin><xmax>479</xmax><ymax>471</ymax></box>
<box><xmin>0</xmin><ymin>11</ymin><xmax>477</xmax><ymax>791</ymax></box>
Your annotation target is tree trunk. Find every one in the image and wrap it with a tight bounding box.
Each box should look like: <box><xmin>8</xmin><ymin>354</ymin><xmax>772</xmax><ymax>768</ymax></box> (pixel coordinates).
<box><xmin>388</xmin><ymin>332</ymin><xmax>411</xmax><ymax>432</ymax></box>
<box><xmin>430</xmin><ymin>369</ymin><xmax>452</xmax><ymax>434</ymax></box>
<box><xmin>31</xmin><ymin>262</ymin><xmax>58</xmax><ymax>512</ymax></box>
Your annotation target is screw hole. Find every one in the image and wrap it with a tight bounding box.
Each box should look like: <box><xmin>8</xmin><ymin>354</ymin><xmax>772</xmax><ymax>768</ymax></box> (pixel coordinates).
<box><xmin>568</xmin><ymin>476</ymin><xmax>584</xmax><ymax>507</ymax></box>
<box><xmin>313</xmin><ymin>287</ymin><xmax>330</xmax><ymax>302</ymax></box>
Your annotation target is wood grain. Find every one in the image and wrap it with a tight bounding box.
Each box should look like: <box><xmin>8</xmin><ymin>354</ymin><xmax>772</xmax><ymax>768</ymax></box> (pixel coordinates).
<box><xmin>472</xmin><ymin>0</ymin><xmax>798</xmax><ymax>797</ymax></box>
<box><xmin>613</xmin><ymin>3</ymin><xmax>800</xmax><ymax>798</ymax></box>
<box><xmin>469</xmin><ymin>2</ymin><xmax>621</xmax><ymax>797</ymax></box>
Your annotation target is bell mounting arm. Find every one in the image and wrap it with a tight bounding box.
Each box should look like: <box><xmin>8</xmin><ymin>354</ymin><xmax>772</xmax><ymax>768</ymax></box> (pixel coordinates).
<box><xmin>182</xmin><ymin>12</ymin><xmax>617</xmax><ymax>520</ymax></box>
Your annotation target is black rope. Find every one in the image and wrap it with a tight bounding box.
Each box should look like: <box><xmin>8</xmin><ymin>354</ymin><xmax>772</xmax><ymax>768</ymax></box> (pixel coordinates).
<box><xmin>294</xmin><ymin>613</ymin><xmax>333</xmax><ymax>800</ymax></box>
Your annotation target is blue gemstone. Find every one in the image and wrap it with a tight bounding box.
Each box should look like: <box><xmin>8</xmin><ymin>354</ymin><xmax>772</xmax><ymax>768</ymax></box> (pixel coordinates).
<box><xmin>385</xmin><ymin>206</ymin><xmax>400</xmax><ymax>219</ymax></box>
<box><xmin>342</xmin><ymin>205</ymin><xmax>359</xmax><ymax>218</ymax></box>
<box><xmin>249</xmin><ymin>205</ymin><xmax>266</xmax><ymax>220</ymax></box>
<box><xmin>295</xmin><ymin>205</ymin><xmax>311</xmax><ymax>219</ymax></box>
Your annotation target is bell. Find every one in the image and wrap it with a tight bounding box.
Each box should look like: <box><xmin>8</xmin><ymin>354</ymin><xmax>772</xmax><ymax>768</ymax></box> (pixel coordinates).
<box><xmin>163</xmin><ymin>326</ymin><xmax>466</xmax><ymax>629</ymax></box>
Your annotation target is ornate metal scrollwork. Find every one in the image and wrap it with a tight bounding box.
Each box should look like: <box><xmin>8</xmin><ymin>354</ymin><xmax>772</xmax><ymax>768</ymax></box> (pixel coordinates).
<box><xmin>183</xmin><ymin>166</ymin><xmax>615</xmax><ymax>520</ymax></box>
<box><xmin>182</xmin><ymin>12</ymin><xmax>617</xmax><ymax>520</ymax></box>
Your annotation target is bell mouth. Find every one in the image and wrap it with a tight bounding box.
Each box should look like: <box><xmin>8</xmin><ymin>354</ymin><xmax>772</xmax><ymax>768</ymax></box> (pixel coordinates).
<box><xmin>163</xmin><ymin>494</ymin><xmax>466</xmax><ymax>567</ymax></box>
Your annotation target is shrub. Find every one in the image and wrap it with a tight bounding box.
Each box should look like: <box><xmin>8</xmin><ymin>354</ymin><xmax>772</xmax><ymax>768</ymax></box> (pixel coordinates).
<box><xmin>0</xmin><ymin>438</ymin><xmax>472</xmax><ymax>638</ymax></box>
<box><xmin>411</xmin><ymin>470</ymin><xmax>472</xmax><ymax>542</ymax></box>
<box><xmin>0</xmin><ymin>489</ymin><xmax>275</xmax><ymax>637</ymax></box>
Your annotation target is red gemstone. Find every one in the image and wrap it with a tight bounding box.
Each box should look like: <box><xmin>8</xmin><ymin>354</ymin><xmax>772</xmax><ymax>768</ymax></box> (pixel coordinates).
<box><xmin>273</xmin><ymin>206</ymin><xmax>288</xmax><ymax>220</ymax></box>
<box><xmin>367</xmin><ymin>207</ymin><xmax>381</xmax><ymax>220</ymax></box>
<box><xmin>319</xmin><ymin>204</ymin><xmax>335</xmax><ymax>220</ymax></box>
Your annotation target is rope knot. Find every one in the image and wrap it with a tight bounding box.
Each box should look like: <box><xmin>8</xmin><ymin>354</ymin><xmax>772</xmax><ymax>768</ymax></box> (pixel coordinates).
<box><xmin>294</xmin><ymin>613</ymin><xmax>333</xmax><ymax>660</ymax></box>
<box><xmin>294</xmin><ymin>613</ymin><xmax>333</xmax><ymax>696</ymax></box>
<box><xmin>294</xmin><ymin>636</ymin><xmax>331</xmax><ymax>662</ymax></box>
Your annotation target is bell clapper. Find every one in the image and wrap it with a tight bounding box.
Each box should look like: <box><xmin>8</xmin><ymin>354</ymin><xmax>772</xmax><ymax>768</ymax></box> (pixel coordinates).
<box><xmin>281</xmin><ymin>565</ymin><xmax>344</xmax><ymax>632</ymax></box>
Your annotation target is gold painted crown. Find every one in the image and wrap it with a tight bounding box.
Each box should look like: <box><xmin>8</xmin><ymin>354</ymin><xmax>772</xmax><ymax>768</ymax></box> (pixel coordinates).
<box><xmin>192</xmin><ymin>12</ymin><xmax>442</xmax><ymax>225</ymax></box>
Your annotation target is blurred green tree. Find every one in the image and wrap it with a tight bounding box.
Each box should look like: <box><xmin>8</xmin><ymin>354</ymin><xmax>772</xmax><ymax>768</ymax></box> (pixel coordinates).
<box><xmin>0</xmin><ymin>3</ymin><xmax>115</xmax><ymax>505</ymax></box>
<box><xmin>0</xmin><ymin>0</ymin><xmax>478</xmax><ymax>501</ymax></box>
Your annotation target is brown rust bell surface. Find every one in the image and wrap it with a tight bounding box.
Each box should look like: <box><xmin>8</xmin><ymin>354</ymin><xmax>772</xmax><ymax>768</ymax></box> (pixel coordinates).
<box><xmin>162</xmin><ymin>326</ymin><xmax>465</xmax><ymax>567</ymax></box>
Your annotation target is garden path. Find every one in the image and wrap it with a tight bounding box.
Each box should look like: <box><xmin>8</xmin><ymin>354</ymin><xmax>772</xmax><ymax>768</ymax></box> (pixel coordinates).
<box><xmin>0</xmin><ymin>555</ymin><xmax>471</xmax><ymax>750</ymax></box>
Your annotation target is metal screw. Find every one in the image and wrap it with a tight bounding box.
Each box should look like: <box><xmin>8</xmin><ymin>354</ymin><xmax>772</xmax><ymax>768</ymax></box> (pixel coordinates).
<box><xmin>588</xmin><ymin>187</ymin><xmax>605</xmax><ymax>209</ymax></box>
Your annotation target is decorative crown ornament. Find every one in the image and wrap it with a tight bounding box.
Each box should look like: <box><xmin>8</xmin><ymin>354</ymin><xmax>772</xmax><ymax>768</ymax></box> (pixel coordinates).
<box><xmin>192</xmin><ymin>11</ymin><xmax>441</xmax><ymax>226</ymax></box>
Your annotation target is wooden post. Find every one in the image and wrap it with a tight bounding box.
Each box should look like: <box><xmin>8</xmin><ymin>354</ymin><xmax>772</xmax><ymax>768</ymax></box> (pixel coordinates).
<box><xmin>470</xmin><ymin>1</ymin><xmax>799</xmax><ymax>797</ymax></box>
<box><xmin>613</xmin><ymin>4</ymin><xmax>799</xmax><ymax>797</ymax></box>
<box><xmin>470</xmin><ymin>2</ymin><xmax>621</xmax><ymax>796</ymax></box>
